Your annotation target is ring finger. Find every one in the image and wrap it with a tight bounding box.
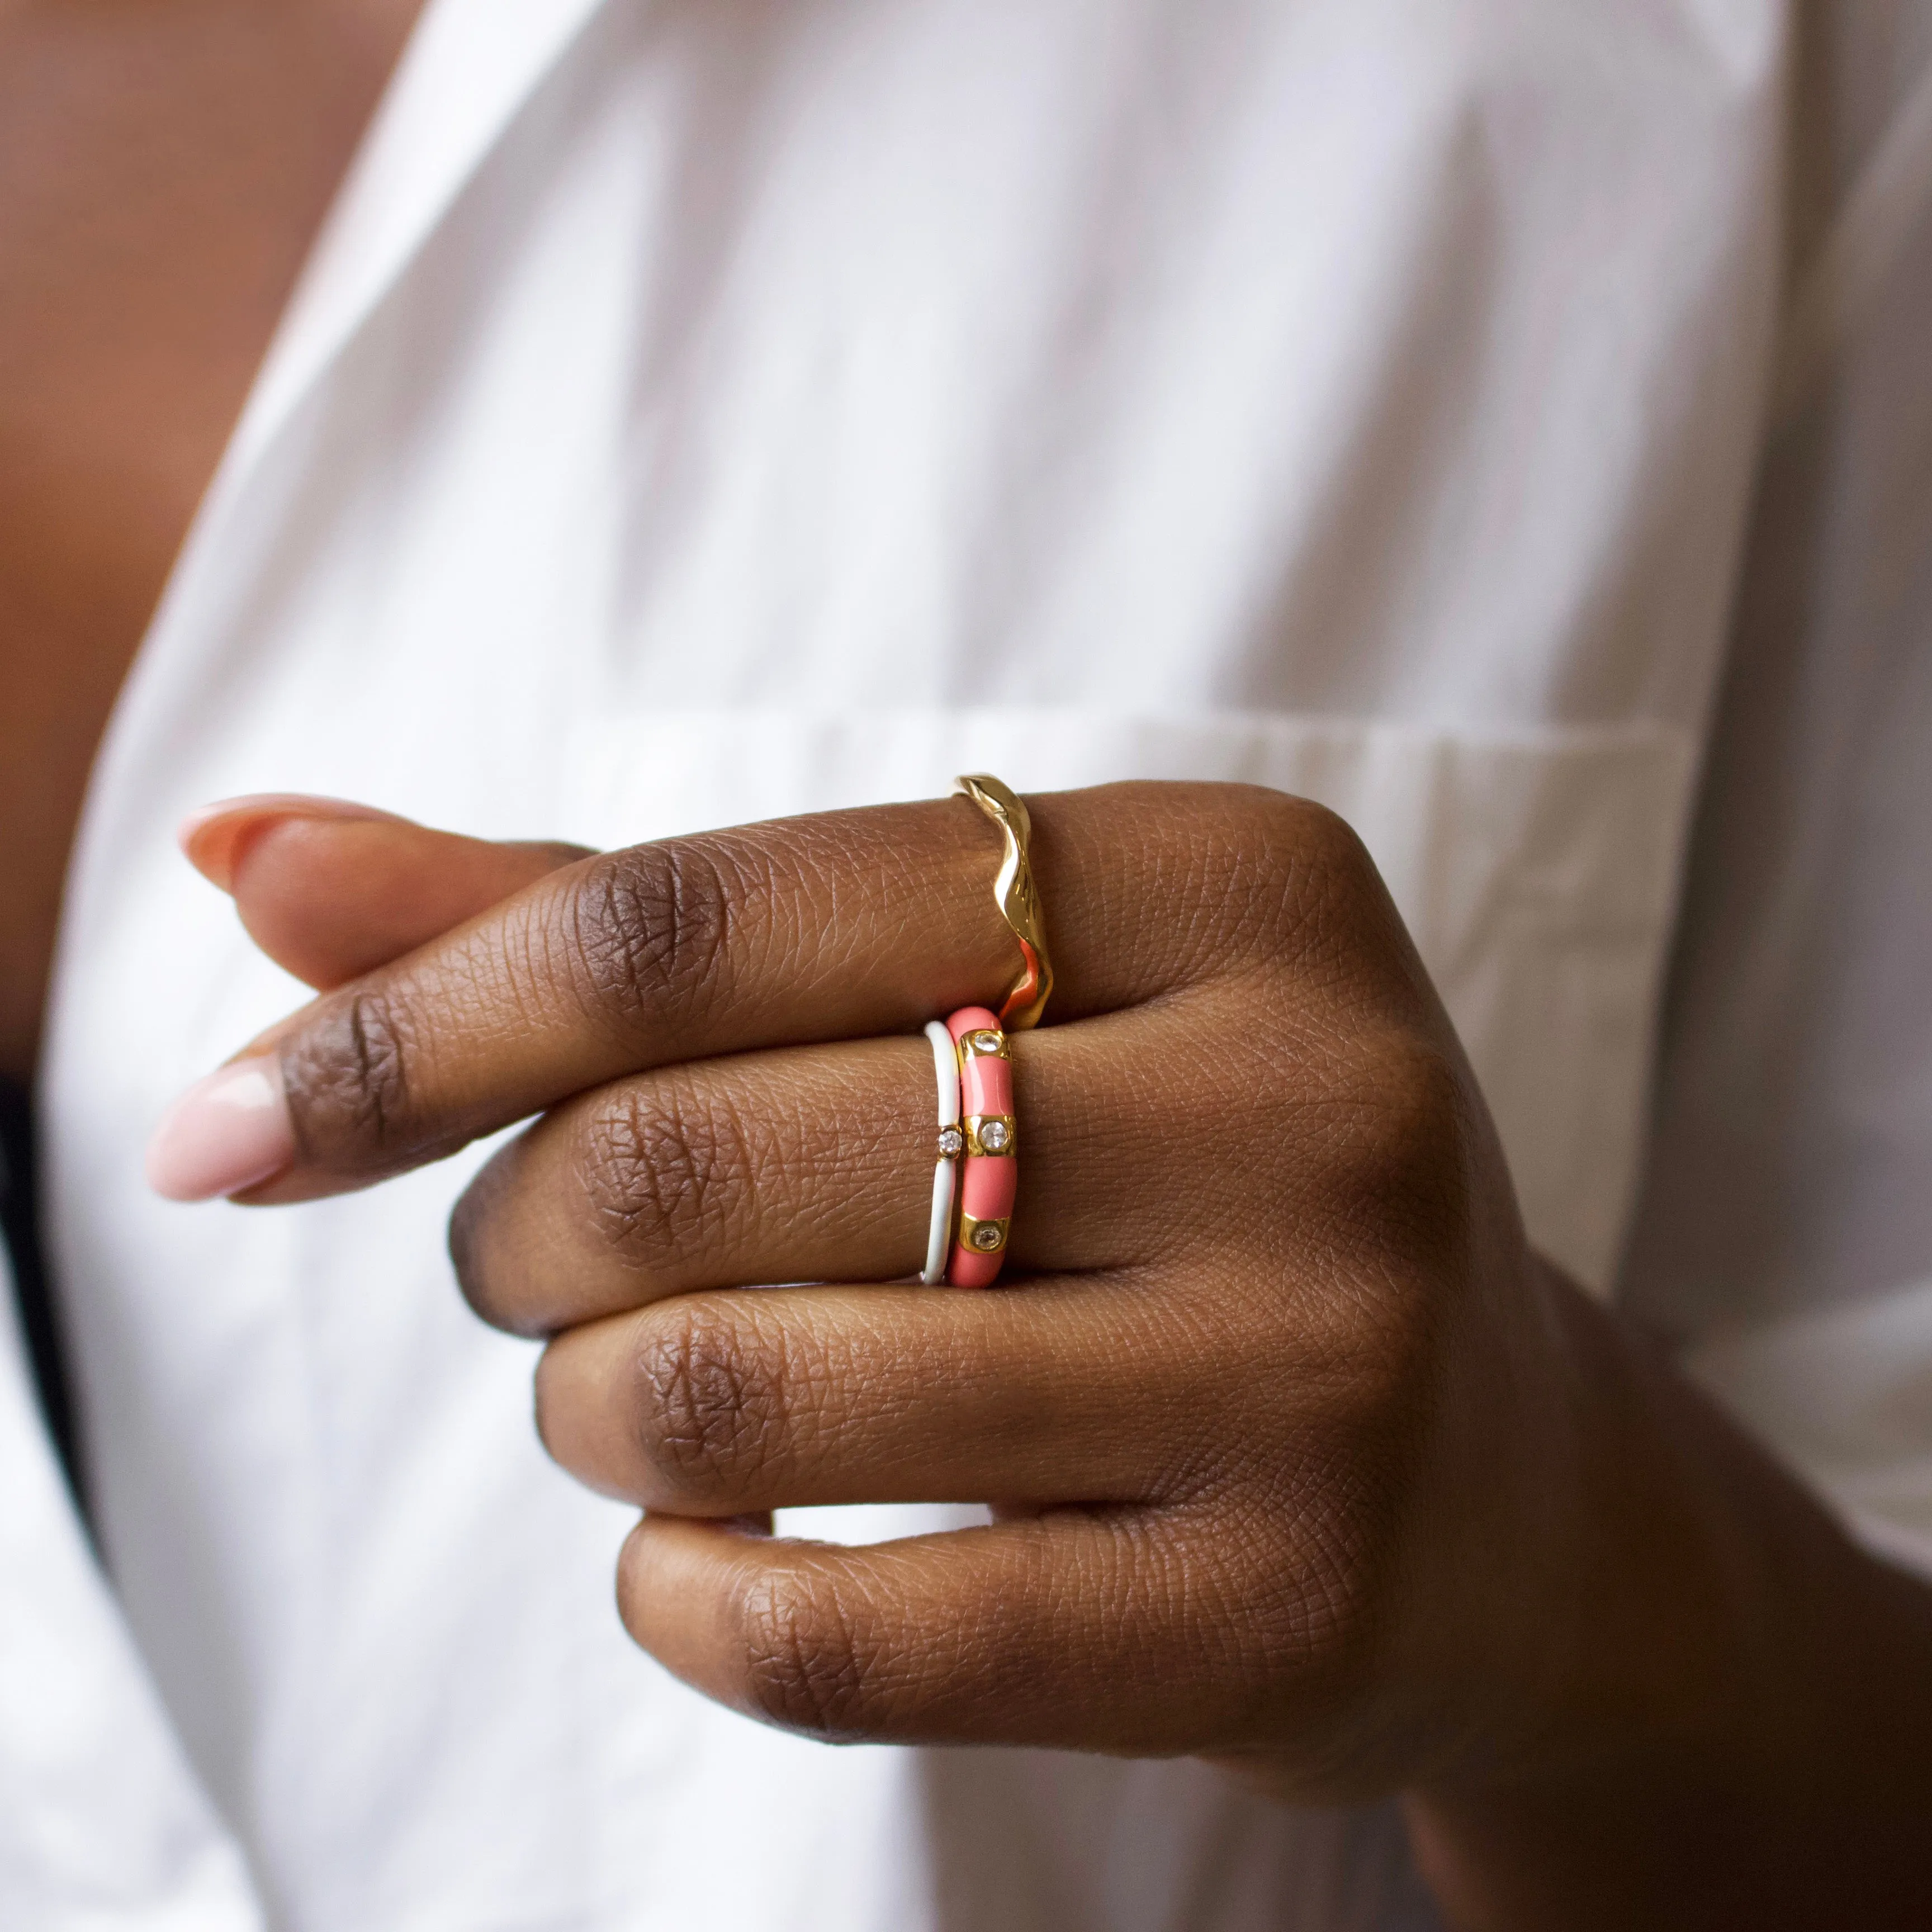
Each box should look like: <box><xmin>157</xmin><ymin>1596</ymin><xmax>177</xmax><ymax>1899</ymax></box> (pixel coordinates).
<box><xmin>449</xmin><ymin>994</ymin><xmax>1266</xmax><ymax>1339</ymax></box>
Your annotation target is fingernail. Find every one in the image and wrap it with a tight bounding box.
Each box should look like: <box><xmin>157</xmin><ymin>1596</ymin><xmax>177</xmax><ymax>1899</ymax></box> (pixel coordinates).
<box><xmin>178</xmin><ymin>795</ymin><xmax>410</xmax><ymax>892</ymax></box>
<box><xmin>145</xmin><ymin>1056</ymin><xmax>295</xmax><ymax>1201</ymax></box>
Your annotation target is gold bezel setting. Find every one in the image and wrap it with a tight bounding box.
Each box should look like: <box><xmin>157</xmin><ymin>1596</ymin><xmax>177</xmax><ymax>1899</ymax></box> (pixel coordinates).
<box><xmin>956</xmin><ymin>1211</ymin><xmax>1010</xmax><ymax>1254</ymax></box>
<box><xmin>962</xmin><ymin>1113</ymin><xmax>1017</xmax><ymax>1158</ymax></box>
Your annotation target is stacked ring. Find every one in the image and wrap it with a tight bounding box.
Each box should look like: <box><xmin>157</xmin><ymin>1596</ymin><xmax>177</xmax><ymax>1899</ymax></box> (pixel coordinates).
<box><xmin>914</xmin><ymin>774</ymin><xmax>1046</xmax><ymax>1289</ymax></box>
<box><xmin>921</xmin><ymin>1020</ymin><xmax>963</xmax><ymax>1285</ymax></box>
<box><xmin>945</xmin><ymin>1006</ymin><xmax>1017</xmax><ymax>1288</ymax></box>
<box><xmin>953</xmin><ymin>774</ymin><xmax>1053</xmax><ymax>1033</ymax></box>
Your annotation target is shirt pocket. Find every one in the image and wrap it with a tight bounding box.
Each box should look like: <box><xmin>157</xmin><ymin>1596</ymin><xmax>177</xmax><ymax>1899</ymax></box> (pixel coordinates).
<box><xmin>557</xmin><ymin>707</ymin><xmax>1697</xmax><ymax>1293</ymax></box>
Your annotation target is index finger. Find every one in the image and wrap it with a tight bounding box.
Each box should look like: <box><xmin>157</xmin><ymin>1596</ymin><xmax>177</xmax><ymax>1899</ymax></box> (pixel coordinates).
<box><xmin>171</xmin><ymin>782</ymin><xmax>1341</xmax><ymax>1201</ymax></box>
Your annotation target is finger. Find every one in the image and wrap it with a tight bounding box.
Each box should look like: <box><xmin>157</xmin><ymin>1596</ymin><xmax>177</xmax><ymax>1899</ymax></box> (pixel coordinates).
<box><xmin>449</xmin><ymin>1000</ymin><xmax>1252</xmax><ymax>1336</ymax></box>
<box><xmin>182</xmin><ymin>794</ymin><xmax>590</xmax><ymax>988</ymax></box>
<box><xmin>228</xmin><ymin>783</ymin><xmax>1357</xmax><ymax>1203</ymax></box>
<box><xmin>614</xmin><ymin>1505</ymin><xmax>1312</xmax><ymax>1754</ymax></box>
<box><xmin>533</xmin><ymin>1277</ymin><xmax>1215</xmax><ymax>1513</ymax></box>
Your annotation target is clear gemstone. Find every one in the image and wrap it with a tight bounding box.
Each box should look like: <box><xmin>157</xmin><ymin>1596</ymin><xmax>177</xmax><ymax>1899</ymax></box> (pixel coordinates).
<box><xmin>972</xmin><ymin>1223</ymin><xmax>1004</xmax><ymax>1251</ymax></box>
<box><xmin>937</xmin><ymin>1126</ymin><xmax>964</xmax><ymax>1158</ymax></box>
<box><xmin>979</xmin><ymin>1119</ymin><xmax>1010</xmax><ymax>1152</ymax></box>
<box><xmin>969</xmin><ymin>1030</ymin><xmax>1002</xmax><ymax>1054</ymax></box>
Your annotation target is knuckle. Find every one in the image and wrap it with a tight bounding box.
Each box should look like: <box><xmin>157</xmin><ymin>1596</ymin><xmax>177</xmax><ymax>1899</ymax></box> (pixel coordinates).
<box><xmin>283</xmin><ymin>985</ymin><xmax>419</xmax><ymax>1169</ymax></box>
<box><xmin>737</xmin><ymin>1568</ymin><xmax>877</xmax><ymax>1739</ymax></box>
<box><xmin>1265</xmin><ymin>1471</ymin><xmax>1402</xmax><ymax>1716</ymax></box>
<box><xmin>563</xmin><ymin>842</ymin><xmax>736</xmax><ymax>1045</ymax></box>
<box><xmin>1207</xmin><ymin>1440</ymin><xmax>1416</xmax><ymax>1730</ymax></box>
<box><xmin>1234</xmin><ymin>782</ymin><xmax>1342</xmax><ymax>857</ymax></box>
<box><xmin>1190</xmin><ymin>788</ymin><xmax>1381</xmax><ymax>966</ymax></box>
<box><xmin>1229</xmin><ymin>785</ymin><xmax>1361</xmax><ymax>881</ymax></box>
<box><xmin>575</xmin><ymin>1081</ymin><xmax>755</xmax><ymax>1277</ymax></box>
<box><xmin>1278</xmin><ymin>793</ymin><xmax>1372</xmax><ymax>878</ymax></box>
<box><xmin>1286</xmin><ymin>1029</ymin><xmax>1471</xmax><ymax>1370</ymax></box>
<box><xmin>1339</xmin><ymin>1030</ymin><xmax>1470</xmax><ymax>1242</ymax></box>
<box><xmin>629</xmin><ymin>1303</ymin><xmax>788</xmax><ymax>1505</ymax></box>
<box><xmin>1258</xmin><ymin>797</ymin><xmax>1379</xmax><ymax>934</ymax></box>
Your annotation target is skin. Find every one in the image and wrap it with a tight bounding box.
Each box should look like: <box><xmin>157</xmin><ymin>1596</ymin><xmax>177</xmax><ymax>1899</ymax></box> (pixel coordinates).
<box><xmin>173</xmin><ymin>789</ymin><xmax>1932</xmax><ymax>1930</ymax></box>
<box><xmin>0</xmin><ymin>0</ymin><xmax>420</xmax><ymax>1086</ymax></box>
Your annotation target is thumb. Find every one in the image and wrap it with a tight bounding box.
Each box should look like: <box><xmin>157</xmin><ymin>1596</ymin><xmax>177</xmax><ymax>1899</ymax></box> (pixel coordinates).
<box><xmin>180</xmin><ymin>795</ymin><xmax>593</xmax><ymax>990</ymax></box>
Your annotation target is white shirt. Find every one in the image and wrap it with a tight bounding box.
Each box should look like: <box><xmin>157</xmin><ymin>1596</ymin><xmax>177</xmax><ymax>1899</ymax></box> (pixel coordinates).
<box><xmin>6</xmin><ymin>1</ymin><xmax>1930</xmax><ymax>1922</ymax></box>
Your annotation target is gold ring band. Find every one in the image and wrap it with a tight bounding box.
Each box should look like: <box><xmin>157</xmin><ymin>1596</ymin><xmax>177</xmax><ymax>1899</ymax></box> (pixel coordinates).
<box><xmin>953</xmin><ymin>773</ymin><xmax>1054</xmax><ymax>1032</ymax></box>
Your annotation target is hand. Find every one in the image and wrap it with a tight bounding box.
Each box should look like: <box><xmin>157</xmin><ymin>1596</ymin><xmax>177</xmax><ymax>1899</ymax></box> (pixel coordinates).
<box><xmin>158</xmin><ymin>782</ymin><xmax>1548</xmax><ymax>1770</ymax></box>
<box><xmin>154</xmin><ymin>784</ymin><xmax>1932</xmax><ymax>1930</ymax></box>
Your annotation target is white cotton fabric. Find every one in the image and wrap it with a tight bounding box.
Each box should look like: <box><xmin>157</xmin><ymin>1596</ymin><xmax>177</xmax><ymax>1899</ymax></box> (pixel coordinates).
<box><xmin>0</xmin><ymin>1239</ymin><xmax>263</xmax><ymax>1931</ymax></box>
<box><xmin>1620</xmin><ymin>0</ymin><xmax>1932</xmax><ymax>1582</ymax></box>
<box><xmin>5</xmin><ymin>0</ymin><xmax>1929</xmax><ymax>1922</ymax></box>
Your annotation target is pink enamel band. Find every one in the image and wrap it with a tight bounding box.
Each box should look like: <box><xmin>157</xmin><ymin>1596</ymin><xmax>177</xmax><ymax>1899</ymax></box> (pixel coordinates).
<box><xmin>944</xmin><ymin>1006</ymin><xmax>1017</xmax><ymax>1288</ymax></box>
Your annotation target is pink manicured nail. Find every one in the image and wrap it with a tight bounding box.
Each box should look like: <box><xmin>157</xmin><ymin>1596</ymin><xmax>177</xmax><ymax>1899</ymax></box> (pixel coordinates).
<box><xmin>145</xmin><ymin>1056</ymin><xmax>295</xmax><ymax>1202</ymax></box>
<box><xmin>176</xmin><ymin>793</ymin><xmax>405</xmax><ymax>844</ymax></box>
<box><xmin>177</xmin><ymin>795</ymin><xmax>410</xmax><ymax>892</ymax></box>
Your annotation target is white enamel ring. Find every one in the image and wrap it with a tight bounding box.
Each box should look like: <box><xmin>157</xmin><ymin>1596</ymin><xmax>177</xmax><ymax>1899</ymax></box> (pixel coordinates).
<box><xmin>921</xmin><ymin>1020</ymin><xmax>962</xmax><ymax>1285</ymax></box>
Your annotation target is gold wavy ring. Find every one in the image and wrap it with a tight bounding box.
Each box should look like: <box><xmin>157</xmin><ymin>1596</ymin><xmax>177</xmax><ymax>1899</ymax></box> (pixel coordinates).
<box><xmin>953</xmin><ymin>773</ymin><xmax>1054</xmax><ymax>1032</ymax></box>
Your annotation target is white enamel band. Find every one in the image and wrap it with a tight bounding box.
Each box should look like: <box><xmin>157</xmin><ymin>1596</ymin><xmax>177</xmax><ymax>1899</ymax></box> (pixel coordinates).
<box><xmin>922</xmin><ymin>1020</ymin><xmax>962</xmax><ymax>1285</ymax></box>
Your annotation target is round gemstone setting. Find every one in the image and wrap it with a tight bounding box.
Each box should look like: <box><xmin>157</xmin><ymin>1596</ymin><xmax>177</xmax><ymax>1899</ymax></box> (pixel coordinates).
<box><xmin>936</xmin><ymin>1125</ymin><xmax>965</xmax><ymax>1159</ymax></box>
<box><xmin>969</xmin><ymin>1030</ymin><xmax>1003</xmax><ymax>1055</ymax></box>
<box><xmin>978</xmin><ymin>1118</ymin><xmax>1011</xmax><ymax>1153</ymax></box>
<box><xmin>972</xmin><ymin>1223</ymin><xmax>1004</xmax><ymax>1251</ymax></box>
